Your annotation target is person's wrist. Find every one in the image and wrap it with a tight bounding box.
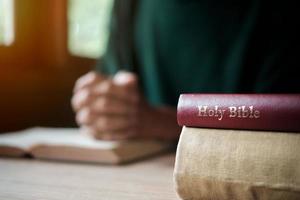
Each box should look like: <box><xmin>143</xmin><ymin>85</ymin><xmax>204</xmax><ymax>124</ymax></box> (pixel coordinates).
<box><xmin>138</xmin><ymin>102</ymin><xmax>181</xmax><ymax>141</ymax></box>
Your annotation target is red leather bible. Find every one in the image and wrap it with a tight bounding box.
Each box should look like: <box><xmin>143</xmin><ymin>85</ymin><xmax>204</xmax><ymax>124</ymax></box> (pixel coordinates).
<box><xmin>177</xmin><ymin>94</ymin><xmax>300</xmax><ymax>132</ymax></box>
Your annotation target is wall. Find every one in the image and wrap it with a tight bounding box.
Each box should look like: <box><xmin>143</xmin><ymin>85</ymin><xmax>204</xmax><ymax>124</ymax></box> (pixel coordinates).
<box><xmin>0</xmin><ymin>0</ymin><xmax>97</xmax><ymax>132</ymax></box>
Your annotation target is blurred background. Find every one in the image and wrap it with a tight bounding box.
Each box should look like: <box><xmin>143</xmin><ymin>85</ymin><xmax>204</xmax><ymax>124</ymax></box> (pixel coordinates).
<box><xmin>0</xmin><ymin>0</ymin><xmax>114</xmax><ymax>132</ymax></box>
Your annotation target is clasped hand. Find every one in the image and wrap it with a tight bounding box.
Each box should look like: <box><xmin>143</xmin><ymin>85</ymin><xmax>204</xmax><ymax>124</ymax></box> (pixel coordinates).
<box><xmin>72</xmin><ymin>71</ymin><xmax>180</xmax><ymax>141</ymax></box>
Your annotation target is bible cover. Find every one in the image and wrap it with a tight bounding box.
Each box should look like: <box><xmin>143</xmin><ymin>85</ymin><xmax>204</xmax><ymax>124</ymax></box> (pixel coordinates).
<box><xmin>177</xmin><ymin>94</ymin><xmax>300</xmax><ymax>132</ymax></box>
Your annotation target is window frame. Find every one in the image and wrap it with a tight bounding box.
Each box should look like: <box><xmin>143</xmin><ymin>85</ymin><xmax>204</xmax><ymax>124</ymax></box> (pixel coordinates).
<box><xmin>0</xmin><ymin>0</ymin><xmax>98</xmax><ymax>69</ymax></box>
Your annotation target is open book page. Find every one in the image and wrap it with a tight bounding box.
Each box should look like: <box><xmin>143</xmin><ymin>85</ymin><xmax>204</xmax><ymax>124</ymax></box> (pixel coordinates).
<box><xmin>0</xmin><ymin>130</ymin><xmax>31</xmax><ymax>157</ymax></box>
<box><xmin>0</xmin><ymin>127</ymin><xmax>119</xmax><ymax>149</ymax></box>
<box><xmin>0</xmin><ymin>127</ymin><xmax>170</xmax><ymax>164</ymax></box>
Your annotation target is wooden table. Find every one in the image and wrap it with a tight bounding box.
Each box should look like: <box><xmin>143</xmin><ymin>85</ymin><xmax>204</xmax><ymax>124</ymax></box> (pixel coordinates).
<box><xmin>0</xmin><ymin>153</ymin><xmax>180</xmax><ymax>200</ymax></box>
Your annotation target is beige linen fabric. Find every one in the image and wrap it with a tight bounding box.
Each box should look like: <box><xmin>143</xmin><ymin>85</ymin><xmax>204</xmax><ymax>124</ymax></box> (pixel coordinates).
<box><xmin>174</xmin><ymin>127</ymin><xmax>300</xmax><ymax>200</ymax></box>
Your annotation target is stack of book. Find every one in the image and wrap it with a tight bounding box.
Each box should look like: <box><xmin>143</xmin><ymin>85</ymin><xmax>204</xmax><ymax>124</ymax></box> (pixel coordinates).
<box><xmin>174</xmin><ymin>94</ymin><xmax>300</xmax><ymax>200</ymax></box>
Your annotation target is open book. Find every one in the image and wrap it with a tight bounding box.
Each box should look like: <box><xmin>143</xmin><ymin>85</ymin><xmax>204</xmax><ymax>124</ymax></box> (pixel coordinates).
<box><xmin>0</xmin><ymin>127</ymin><xmax>170</xmax><ymax>164</ymax></box>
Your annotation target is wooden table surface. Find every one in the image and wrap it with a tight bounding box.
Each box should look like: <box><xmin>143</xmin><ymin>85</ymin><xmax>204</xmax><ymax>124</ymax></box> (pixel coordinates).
<box><xmin>0</xmin><ymin>153</ymin><xmax>180</xmax><ymax>200</ymax></box>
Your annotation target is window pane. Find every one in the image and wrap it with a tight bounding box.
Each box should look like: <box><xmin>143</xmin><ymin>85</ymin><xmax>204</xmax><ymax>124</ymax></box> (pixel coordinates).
<box><xmin>68</xmin><ymin>0</ymin><xmax>114</xmax><ymax>59</ymax></box>
<box><xmin>0</xmin><ymin>0</ymin><xmax>14</xmax><ymax>46</ymax></box>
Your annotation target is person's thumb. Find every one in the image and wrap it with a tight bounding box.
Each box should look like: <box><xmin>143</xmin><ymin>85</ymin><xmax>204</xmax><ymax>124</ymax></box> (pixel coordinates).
<box><xmin>113</xmin><ymin>71</ymin><xmax>138</xmax><ymax>91</ymax></box>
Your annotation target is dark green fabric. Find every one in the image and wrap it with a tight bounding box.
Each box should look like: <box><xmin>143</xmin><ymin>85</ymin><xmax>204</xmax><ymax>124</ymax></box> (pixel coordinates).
<box><xmin>98</xmin><ymin>0</ymin><xmax>299</xmax><ymax>106</ymax></box>
<box><xmin>98</xmin><ymin>0</ymin><xmax>138</xmax><ymax>74</ymax></box>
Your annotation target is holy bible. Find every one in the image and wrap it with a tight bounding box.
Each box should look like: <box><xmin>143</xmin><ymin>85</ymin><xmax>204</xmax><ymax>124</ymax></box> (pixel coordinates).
<box><xmin>0</xmin><ymin>127</ymin><xmax>170</xmax><ymax>164</ymax></box>
<box><xmin>174</xmin><ymin>127</ymin><xmax>300</xmax><ymax>200</ymax></box>
<box><xmin>177</xmin><ymin>94</ymin><xmax>300</xmax><ymax>132</ymax></box>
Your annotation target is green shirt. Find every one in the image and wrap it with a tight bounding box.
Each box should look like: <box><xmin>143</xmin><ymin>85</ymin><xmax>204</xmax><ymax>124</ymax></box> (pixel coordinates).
<box><xmin>99</xmin><ymin>0</ymin><xmax>299</xmax><ymax>106</ymax></box>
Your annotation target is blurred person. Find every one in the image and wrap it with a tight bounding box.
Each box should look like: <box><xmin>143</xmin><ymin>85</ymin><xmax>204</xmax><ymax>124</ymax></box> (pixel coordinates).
<box><xmin>72</xmin><ymin>0</ymin><xmax>299</xmax><ymax>141</ymax></box>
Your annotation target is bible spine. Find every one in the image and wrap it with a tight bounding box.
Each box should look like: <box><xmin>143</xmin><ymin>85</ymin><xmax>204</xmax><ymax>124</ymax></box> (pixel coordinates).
<box><xmin>177</xmin><ymin>94</ymin><xmax>300</xmax><ymax>132</ymax></box>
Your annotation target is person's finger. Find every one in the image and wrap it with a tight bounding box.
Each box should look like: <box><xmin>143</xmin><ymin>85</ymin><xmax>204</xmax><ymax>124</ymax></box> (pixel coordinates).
<box><xmin>71</xmin><ymin>88</ymin><xmax>95</xmax><ymax>111</ymax></box>
<box><xmin>92</xmin><ymin>115</ymin><xmax>137</xmax><ymax>132</ymax></box>
<box><xmin>113</xmin><ymin>71</ymin><xmax>139</xmax><ymax>101</ymax></box>
<box><xmin>74</xmin><ymin>71</ymin><xmax>139</xmax><ymax>107</ymax></box>
<box><xmin>73</xmin><ymin>71</ymin><xmax>106</xmax><ymax>93</ymax></box>
<box><xmin>92</xmin><ymin>78</ymin><xmax>139</xmax><ymax>104</ymax></box>
<box><xmin>89</xmin><ymin>96</ymin><xmax>137</xmax><ymax>115</ymax></box>
<box><xmin>72</xmin><ymin>83</ymin><xmax>139</xmax><ymax>113</ymax></box>
<box><xmin>76</xmin><ymin>107</ymin><xmax>95</xmax><ymax>125</ymax></box>
<box><xmin>99</xmin><ymin>129</ymin><xmax>137</xmax><ymax>140</ymax></box>
<box><xmin>77</xmin><ymin>106</ymin><xmax>137</xmax><ymax>131</ymax></box>
<box><xmin>80</xmin><ymin>125</ymin><xmax>137</xmax><ymax>140</ymax></box>
<box><xmin>79</xmin><ymin>125</ymin><xmax>98</xmax><ymax>138</ymax></box>
<box><xmin>113</xmin><ymin>71</ymin><xmax>139</xmax><ymax>91</ymax></box>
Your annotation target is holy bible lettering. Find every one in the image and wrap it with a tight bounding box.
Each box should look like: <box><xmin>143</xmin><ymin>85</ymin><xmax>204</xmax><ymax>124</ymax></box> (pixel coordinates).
<box><xmin>197</xmin><ymin>105</ymin><xmax>260</xmax><ymax>120</ymax></box>
<box><xmin>177</xmin><ymin>94</ymin><xmax>300</xmax><ymax>132</ymax></box>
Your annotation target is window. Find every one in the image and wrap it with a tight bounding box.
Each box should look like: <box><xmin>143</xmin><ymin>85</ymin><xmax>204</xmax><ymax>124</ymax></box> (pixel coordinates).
<box><xmin>0</xmin><ymin>0</ymin><xmax>14</xmax><ymax>46</ymax></box>
<box><xmin>68</xmin><ymin>0</ymin><xmax>114</xmax><ymax>59</ymax></box>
